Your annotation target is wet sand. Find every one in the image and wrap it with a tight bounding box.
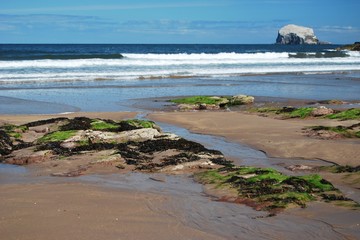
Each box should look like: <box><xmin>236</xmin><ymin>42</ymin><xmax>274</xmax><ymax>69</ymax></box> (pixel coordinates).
<box><xmin>148</xmin><ymin>111</ymin><xmax>360</xmax><ymax>166</ymax></box>
<box><xmin>0</xmin><ymin>182</ymin><xmax>222</xmax><ymax>240</ymax></box>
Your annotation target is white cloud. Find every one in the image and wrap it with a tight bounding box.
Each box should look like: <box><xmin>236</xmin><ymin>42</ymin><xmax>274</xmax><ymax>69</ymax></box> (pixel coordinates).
<box><xmin>0</xmin><ymin>14</ymin><xmax>116</xmax><ymax>31</ymax></box>
<box><xmin>317</xmin><ymin>25</ymin><xmax>360</xmax><ymax>33</ymax></box>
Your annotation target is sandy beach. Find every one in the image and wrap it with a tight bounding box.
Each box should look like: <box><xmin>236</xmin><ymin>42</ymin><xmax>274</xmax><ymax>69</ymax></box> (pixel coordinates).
<box><xmin>149</xmin><ymin>111</ymin><xmax>360</xmax><ymax>166</ymax></box>
<box><xmin>0</xmin><ymin>182</ymin><xmax>223</xmax><ymax>240</ymax></box>
<box><xmin>1</xmin><ymin>110</ymin><xmax>359</xmax><ymax>239</ymax></box>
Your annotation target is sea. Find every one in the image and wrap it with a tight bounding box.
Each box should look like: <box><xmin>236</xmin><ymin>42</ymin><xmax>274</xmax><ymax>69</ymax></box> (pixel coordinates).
<box><xmin>0</xmin><ymin>44</ymin><xmax>360</xmax><ymax>114</ymax></box>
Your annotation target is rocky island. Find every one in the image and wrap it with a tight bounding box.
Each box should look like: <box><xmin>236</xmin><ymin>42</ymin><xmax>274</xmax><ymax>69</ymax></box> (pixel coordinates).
<box><xmin>276</xmin><ymin>24</ymin><xmax>321</xmax><ymax>45</ymax></box>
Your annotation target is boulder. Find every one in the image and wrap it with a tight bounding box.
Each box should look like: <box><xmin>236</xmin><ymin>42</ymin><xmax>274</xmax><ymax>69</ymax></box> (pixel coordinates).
<box><xmin>230</xmin><ymin>95</ymin><xmax>255</xmax><ymax>105</ymax></box>
<box><xmin>58</xmin><ymin>128</ymin><xmax>163</xmax><ymax>149</ymax></box>
<box><xmin>311</xmin><ymin>106</ymin><xmax>334</xmax><ymax>117</ymax></box>
<box><xmin>276</xmin><ymin>24</ymin><xmax>319</xmax><ymax>45</ymax></box>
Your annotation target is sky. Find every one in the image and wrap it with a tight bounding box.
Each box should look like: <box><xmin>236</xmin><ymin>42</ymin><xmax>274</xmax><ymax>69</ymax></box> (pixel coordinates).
<box><xmin>0</xmin><ymin>0</ymin><xmax>359</xmax><ymax>44</ymax></box>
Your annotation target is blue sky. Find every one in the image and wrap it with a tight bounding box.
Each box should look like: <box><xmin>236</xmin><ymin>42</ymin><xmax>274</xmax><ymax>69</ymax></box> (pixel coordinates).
<box><xmin>0</xmin><ymin>0</ymin><xmax>359</xmax><ymax>44</ymax></box>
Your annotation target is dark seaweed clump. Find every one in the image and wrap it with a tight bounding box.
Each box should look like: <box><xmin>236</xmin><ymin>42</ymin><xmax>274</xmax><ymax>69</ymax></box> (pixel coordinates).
<box><xmin>24</xmin><ymin>117</ymin><xmax>68</xmax><ymax>128</ymax></box>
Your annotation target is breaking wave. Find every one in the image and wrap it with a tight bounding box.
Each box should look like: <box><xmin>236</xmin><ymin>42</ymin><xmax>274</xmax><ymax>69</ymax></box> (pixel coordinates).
<box><xmin>1</xmin><ymin>51</ymin><xmax>360</xmax><ymax>83</ymax></box>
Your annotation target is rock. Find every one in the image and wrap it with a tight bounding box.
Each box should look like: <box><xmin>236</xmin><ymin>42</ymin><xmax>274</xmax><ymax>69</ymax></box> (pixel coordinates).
<box><xmin>230</xmin><ymin>95</ymin><xmax>255</xmax><ymax>105</ymax></box>
<box><xmin>286</xmin><ymin>165</ymin><xmax>314</xmax><ymax>171</ymax></box>
<box><xmin>336</xmin><ymin>42</ymin><xmax>360</xmax><ymax>51</ymax></box>
<box><xmin>0</xmin><ymin>130</ymin><xmax>13</xmax><ymax>156</ymax></box>
<box><xmin>276</xmin><ymin>24</ymin><xmax>319</xmax><ymax>45</ymax></box>
<box><xmin>30</xmin><ymin>126</ymin><xmax>50</xmax><ymax>133</ymax></box>
<box><xmin>209</xmin><ymin>96</ymin><xmax>230</xmax><ymax>107</ymax></box>
<box><xmin>178</xmin><ymin>104</ymin><xmax>197</xmax><ymax>111</ymax></box>
<box><xmin>114</xmin><ymin>128</ymin><xmax>161</xmax><ymax>142</ymax></box>
<box><xmin>311</xmin><ymin>106</ymin><xmax>334</xmax><ymax>117</ymax></box>
<box><xmin>59</xmin><ymin>128</ymin><xmax>162</xmax><ymax>148</ymax></box>
<box><xmin>318</xmin><ymin>99</ymin><xmax>345</xmax><ymax>105</ymax></box>
<box><xmin>198</xmin><ymin>103</ymin><xmax>207</xmax><ymax>110</ymax></box>
<box><xmin>197</xmin><ymin>104</ymin><xmax>220</xmax><ymax>110</ymax></box>
<box><xmin>4</xmin><ymin>149</ymin><xmax>52</xmax><ymax>165</ymax></box>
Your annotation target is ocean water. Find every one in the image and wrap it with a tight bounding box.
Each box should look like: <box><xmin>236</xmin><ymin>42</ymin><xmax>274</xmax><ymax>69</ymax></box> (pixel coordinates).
<box><xmin>0</xmin><ymin>44</ymin><xmax>360</xmax><ymax>114</ymax></box>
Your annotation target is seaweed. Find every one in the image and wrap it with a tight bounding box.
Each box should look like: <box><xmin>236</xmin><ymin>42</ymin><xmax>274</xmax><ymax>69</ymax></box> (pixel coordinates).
<box><xmin>38</xmin><ymin>130</ymin><xmax>77</xmax><ymax>143</ymax></box>
<box><xmin>327</xmin><ymin>108</ymin><xmax>360</xmax><ymax>120</ymax></box>
<box><xmin>60</xmin><ymin>117</ymin><xmax>92</xmax><ymax>131</ymax></box>
<box><xmin>171</xmin><ymin>96</ymin><xmax>228</xmax><ymax>105</ymax></box>
<box><xmin>24</xmin><ymin>117</ymin><xmax>68</xmax><ymax>127</ymax></box>
<box><xmin>195</xmin><ymin>166</ymin><xmax>353</xmax><ymax>212</ymax></box>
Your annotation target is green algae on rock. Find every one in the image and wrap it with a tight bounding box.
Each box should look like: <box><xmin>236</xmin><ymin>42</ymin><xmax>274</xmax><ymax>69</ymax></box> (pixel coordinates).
<box><xmin>195</xmin><ymin>166</ymin><xmax>359</xmax><ymax>212</ymax></box>
<box><xmin>170</xmin><ymin>95</ymin><xmax>254</xmax><ymax>111</ymax></box>
<box><xmin>327</xmin><ymin>108</ymin><xmax>360</xmax><ymax>120</ymax></box>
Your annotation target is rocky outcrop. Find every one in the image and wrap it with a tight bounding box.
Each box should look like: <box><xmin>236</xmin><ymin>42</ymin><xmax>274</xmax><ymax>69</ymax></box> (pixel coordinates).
<box><xmin>1</xmin><ymin>117</ymin><xmax>231</xmax><ymax>174</ymax></box>
<box><xmin>276</xmin><ymin>24</ymin><xmax>319</xmax><ymax>45</ymax></box>
<box><xmin>173</xmin><ymin>95</ymin><xmax>255</xmax><ymax>111</ymax></box>
<box><xmin>336</xmin><ymin>42</ymin><xmax>360</xmax><ymax>51</ymax></box>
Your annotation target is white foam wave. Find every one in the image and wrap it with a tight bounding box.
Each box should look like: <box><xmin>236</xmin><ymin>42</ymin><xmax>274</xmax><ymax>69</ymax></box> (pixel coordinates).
<box><xmin>1</xmin><ymin>55</ymin><xmax>359</xmax><ymax>69</ymax></box>
<box><xmin>1</xmin><ymin>65</ymin><xmax>360</xmax><ymax>84</ymax></box>
<box><xmin>1</xmin><ymin>52</ymin><xmax>360</xmax><ymax>83</ymax></box>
